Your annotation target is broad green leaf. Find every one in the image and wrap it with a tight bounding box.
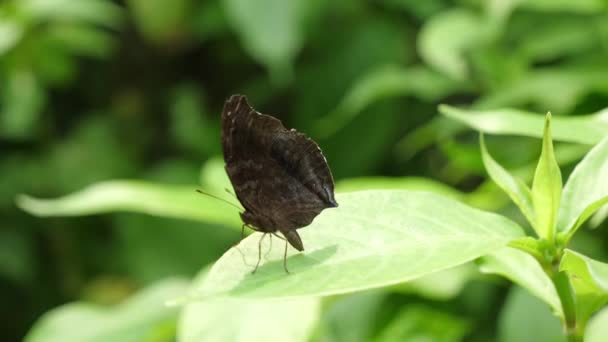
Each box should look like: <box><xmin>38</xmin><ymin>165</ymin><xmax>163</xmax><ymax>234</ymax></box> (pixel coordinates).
<box><xmin>480</xmin><ymin>134</ymin><xmax>535</xmax><ymax>227</ymax></box>
<box><xmin>391</xmin><ymin>263</ymin><xmax>475</xmax><ymax>300</ymax></box>
<box><xmin>0</xmin><ymin>69</ymin><xmax>45</xmax><ymax>139</ymax></box>
<box><xmin>519</xmin><ymin>0</ymin><xmax>606</xmax><ymax>13</ymax></box>
<box><xmin>186</xmin><ymin>191</ymin><xmax>523</xmax><ymax>300</ymax></box>
<box><xmin>222</xmin><ymin>0</ymin><xmax>314</xmax><ymax>81</ymax></box>
<box><xmin>313</xmin><ymin>291</ymin><xmax>386</xmax><ymax>342</ymax></box>
<box><xmin>127</xmin><ymin>0</ymin><xmax>192</xmax><ymax>42</ymax></box>
<box><xmin>418</xmin><ymin>9</ymin><xmax>488</xmax><ymax>79</ymax></box>
<box><xmin>178</xmin><ymin>270</ymin><xmax>320</xmax><ymax>342</ymax></box>
<box><xmin>336</xmin><ymin>176</ymin><xmax>463</xmax><ymax>201</ymax></box>
<box><xmin>440</xmin><ymin>105</ymin><xmax>608</xmax><ymax>145</ymax></box>
<box><xmin>24</xmin><ymin>0</ymin><xmax>123</xmax><ymax>28</ymax></box>
<box><xmin>559</xmin><ymin>250</ymin><xmax>608</xmax><ymax>326</ymax></box>
<box><xmin>478</xmin><ymin>247</ymin><xmax>563</xmax><ymax>318</ymax></box>
<box><xmin>0</xmin><ymin>19</ymin><xmax>23</xmax><ymax>55</ymax></box>
<box><xmin>557</xmin><ymin>137</ymin><xmax>608</xmax><ymax>240</ymax></box>
<box><xmin>587</xmin><ymin>306</ymin><xmax>608</xmax><ymax>342</ymax></box>
<box><xmin>474</xmin><ymin>64</ymin><xmax>608</xmax><ymax>114</ymax></box>
<box><xmin>25</xmin><ymin>278</ymin><xmax>189</xmax><ymax>342</ymax></box>
<box><xmin>531</xmin><ymin>113</ymin><xmax>562</xmax><ymax>240</ymax></box>
<box><xmin>498</xmin><ymin>286</ymin><xmax>566</xmax><ymax>342</ymax></box>
<box><xmin>374</xmin><ymin>305</ymin><xmax>469</xmax><ymax>342</ymax></box>
<box><xmin>16</xmin><ymin>180</ymin><xmax>241</xmax><ymax>228</ymax></box>
<box><xmin>315</xmin><ymin>65</ymin><xmax>463</xmax><ymax>137</ymax></box>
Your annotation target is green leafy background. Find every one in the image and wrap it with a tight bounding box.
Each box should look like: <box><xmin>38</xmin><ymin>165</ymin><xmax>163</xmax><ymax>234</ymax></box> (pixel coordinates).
<box><xmin>2</xmin><ymin>0</ymin><xmax>608</xmax><ymax>341</ymax></box>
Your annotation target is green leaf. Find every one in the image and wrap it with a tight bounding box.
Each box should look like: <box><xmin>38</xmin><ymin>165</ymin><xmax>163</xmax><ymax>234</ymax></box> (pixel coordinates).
<box><xmin>439</xmin><ymin>104</ymin><xmax>608</xmax><ymax>145</ymax></box>
<box><xmin>391</xmin><ymin>263</ymin><xmax>475</xmax><ymax>300</ymax></box>
<box><xmin>315</xmin><ymin>65</ymin><xmax>463</xmax><ymax>137</ymax></box>
<box><xmin>178</xmin><ymin>270</ymin><xmax>320</xmax><ymax>342</ymax></box>
<box><xmin>559</xmin><ymin>249</ymin><xmax>608</xmax><ymax>326</ymax></box>
<box><xmin>519</xmin><ymin>0</ymin><xmax>606</xmax><ymax>13</ymax></box>
<box><xmin>480</xmin><ymin>134</ymin><xmax>535</xmax><ymax>227</ymax></box>
<box><xmin>531</xmin><ymin>113</ymin><xmax>562</xmax><ymax>241</ymax></box>
<box><xmin>0</xmin><ymin>69</ymin><xmax>45</xmax><ymax>139</ymax></box>
<box><xmin>127</xmin><ymin>0</ymin><xmax>192</xmax><ymax>42</ymax></box>
<box><xmin>498</xmin><ymin>286</ymin><xmax>566</xmax><ymax>342</ymax></box>
<box><xmin>374</xmin><ymin>305</ymin><xmax>470</xmax><ymax>342</ymax></box>
<box><xmin>24</xmin><ymin>0</ymin><xmax>123</xmax><ymax>28</ymax></box>
<box><xmin>557</xmin><ymin>137</ymin><xmax>608</xmax><ymax>240</ymax></box>
<box><xmin>587</xmin><ymin>306</ymin><xmax>608</xmax><ymax>342</ymax></box>
<box><xmin>336</xmin><ymin>176</ymin><xmax>464</xmax><ymax>201</ymax></box>
<box><xmin>314</xmin><ymin>291</ymin><xmax>385</xmax><ymax>342</ymax></box>
<box><xmin>222</xmin><ymin>0</ymin><xmax>313</xmax><ymax>81</ymax></box>
<box><xmin>0</xmin><ymin>19</ymin><xmax>23</xmax><ymax>55</ymax></box>
<box><xmin>418</xmin><ymin>9</ymin><xmax>488</xmax><ymax>79</ymax></box>
<box><xmin>16</xmin><ymin>180</ymin><xmax>241</xmax><ymax>228</ymax></box>
<box><xmin>25</xmin><ymin>278</ymin><xmax>189</xmax><ymax>342</ymax></box>
<box><xmin>187</xmin><ymin>190</ymin><xmax>523</xmax><ymax>300</ymax></box>
<box><xmin>478</xmin><ymin>247</ymin><xmax>563</xmax><ymax>318</ymax></box>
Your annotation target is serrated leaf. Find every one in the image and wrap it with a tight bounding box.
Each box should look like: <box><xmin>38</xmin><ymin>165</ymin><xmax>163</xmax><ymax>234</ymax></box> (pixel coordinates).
<box><xmin>480</xmin><ymin>134</ymin><xmax>535</xmax><ymax>228</ymax></box>
<box><xmin>25</xmin><ymin>278</ymin><xmax>189</xmax><ymax>342</ymax></box>
<box><xmin>178</xmin><ymin>270</ymin><xmax>320</xmax><ymax>342</ymax></box>
<box><xmin>558</xmin><ymin>138</ymin><xmax>608</xmax><ymax>240</ymax></box>
<box><xmin>479</xmin><ymin>247</ymin><xmax>563</xmax><ymax>318</ymax></box>
<box><xmin>16</xmin><ymin>180</ymin><xmax>241</xmax><ymax>228</ymax></box>
<box><xmin>188</xmin><ymin>191</ymin><xmax>523</xmax><ymax>300</ymax></box>
<box><xmin>440</xmin><ymin>104</ymin><xmax>608</xmax><ymax>145</ymax></box>
<box><xmin>531</xmin><ymin>113</ymin><xmax>562</xmax><ymax>241</ymax></box>
<box><xmin>559</xmin><ymin>249</ymin><xmax>608</xmax><ymax>326</ymax></box>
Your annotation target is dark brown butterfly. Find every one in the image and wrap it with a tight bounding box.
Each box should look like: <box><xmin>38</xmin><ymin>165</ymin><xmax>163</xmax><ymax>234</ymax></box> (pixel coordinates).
<box><xmin>221</xmin><ymin>94</ymin><xmax>337</xmax><ymax>273</ymax></box>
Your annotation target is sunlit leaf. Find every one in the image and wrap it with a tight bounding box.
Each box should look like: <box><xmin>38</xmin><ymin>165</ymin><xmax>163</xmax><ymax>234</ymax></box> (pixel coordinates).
<box><xmin>440</xmin><ymin>104</ymin><xmax>608</xmax><ymax>145</ymax></box>
<box><xmin>16</xmin><ymin>180</ymin><xmax>241</xmax><ymax>228</ymax></box>
<box><xmin>25</xmin><ymin>278</ymin><xmax>189</xmax><ymax>342</ymax></box>
<box><xmin>336</xmin><ymin>176</ymin><xmax>463</xmax><ymax>201</ymax></box>
<box><xmin>24</xmin><ymin>0</ymin><xmax>123</xmax><ymax>28</ymax></box>
<box><xmin>186</xmin><ymin>191</ymin><xmax>523</xmax><ymax>300</ymax></box>
<box><xmin>558</xmin><ymin>138</ymin><xmax>608</xmax><ymax>240</ymax></box>
<box><xmin>178</xmin><ymin>270</ymin><xmax>320</xmax><ymax>342</ymax></box>
<box><xmin>479</xmin><ymin>247</ymin><xmax>562</xmax><ymax>318</ymax></box>
<box><xmin>531</xmin><ymin>113</ymin><xmax>562</xmax><ymax>240</ymax></box>
<box><xmin>587</xmin><ymin>306</ymin><xmax>608</xmax><ymax>342</ymax></box>
<box><xmin>559</xmin><ymin>249</ymin><xmax>608</xmax><ymax>326</ymax></box>
<box><xmin>418</xmin><ymin>9</ymin><xmax>488</xmax><ymax>79</ymax></box>
<box><xmin>480</xmin><ymin>134</ymin><xmax>535</xmax><ymax>226</ymax></box>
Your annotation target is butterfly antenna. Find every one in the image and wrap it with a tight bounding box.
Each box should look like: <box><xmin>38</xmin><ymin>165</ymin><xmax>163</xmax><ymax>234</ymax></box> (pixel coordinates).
<box><xmin>224</xmin><ymin>187</ymin><xmax>237</xmax><ymax>199</ymax></box>
<box><xmin>196</xmin><ymin>189</ymin><xmax>242</xmax><ymax>211</ymax></box>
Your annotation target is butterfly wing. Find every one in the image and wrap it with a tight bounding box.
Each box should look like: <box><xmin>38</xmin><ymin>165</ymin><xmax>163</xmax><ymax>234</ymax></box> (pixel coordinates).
<box><xmin>221</xmin><ymin>95</ymin><xmax>337</xmax><ymax>236</ymax></box>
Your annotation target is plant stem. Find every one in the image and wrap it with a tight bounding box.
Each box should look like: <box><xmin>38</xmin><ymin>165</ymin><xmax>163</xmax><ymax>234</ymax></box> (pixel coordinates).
<box><xmin>550</xmin><ymin>270</ymin><xmax>581</xmax><ymax>341</ymax></box>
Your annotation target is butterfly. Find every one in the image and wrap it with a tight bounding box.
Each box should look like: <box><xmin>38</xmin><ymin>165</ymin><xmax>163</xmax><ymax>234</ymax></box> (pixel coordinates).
<box><xmin>221</xmin><ymin>94</ymin><xmax>338</xmax><ymax>273</ymax></box>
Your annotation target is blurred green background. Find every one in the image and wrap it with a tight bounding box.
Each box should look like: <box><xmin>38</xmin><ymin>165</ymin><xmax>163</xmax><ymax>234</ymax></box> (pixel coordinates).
<box><xmin>2</xmin><ymin>0</ymin><xmax>608</xmax><ymax>341</ymax></box>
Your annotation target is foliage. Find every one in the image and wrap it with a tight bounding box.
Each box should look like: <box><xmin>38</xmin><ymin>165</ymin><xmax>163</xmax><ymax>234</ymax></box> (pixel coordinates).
<box><xmin>3</xmin><ymin>0</ymin><xmax>608</xmax><ymax>341</ymax></box>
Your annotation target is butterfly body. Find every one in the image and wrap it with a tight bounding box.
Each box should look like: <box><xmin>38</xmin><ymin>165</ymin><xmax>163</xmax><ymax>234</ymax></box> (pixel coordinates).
<box><xmin>221</xmin><ymin>95</ymin><xmax>337</xmax><ymax>256</ymax></box>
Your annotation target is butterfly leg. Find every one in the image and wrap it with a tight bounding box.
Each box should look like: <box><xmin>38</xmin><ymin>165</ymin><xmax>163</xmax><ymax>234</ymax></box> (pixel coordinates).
<box><xmin>252</xmin><ymin>233</ymin><xmax>267</xmax><ymax>274</ymax></box>
<box><xmin>283</xmin><ymin>239</ymin><xmax>290</xmax><ymax>274</ymax></box>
